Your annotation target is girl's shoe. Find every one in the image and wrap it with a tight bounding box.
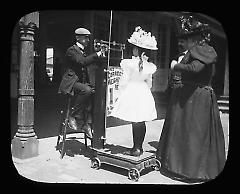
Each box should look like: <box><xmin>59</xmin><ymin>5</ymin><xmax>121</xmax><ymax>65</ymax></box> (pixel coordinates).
<box><xmin>123</xmin><ymin>148</ymin><xmax>143</xmax><ymax>157</ymax></box>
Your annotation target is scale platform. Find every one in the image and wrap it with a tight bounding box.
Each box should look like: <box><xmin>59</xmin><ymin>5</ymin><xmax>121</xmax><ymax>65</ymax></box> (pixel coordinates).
<box><xmin>90</xmin><ymin>144</ymin><xmax>161</xmax><ymax>181</ymax></box>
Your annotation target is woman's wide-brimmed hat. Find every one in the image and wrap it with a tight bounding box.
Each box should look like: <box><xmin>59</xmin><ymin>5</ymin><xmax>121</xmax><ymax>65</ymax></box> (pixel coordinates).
<box><xmin>177</xmin><ymin>15</ymin><xmax>211</xmax><ymax>42</ymax></box>
<box><xmin>128</xmin><ymin>26</ymin><xmax>158</xmax><ymax>50</ymax></box>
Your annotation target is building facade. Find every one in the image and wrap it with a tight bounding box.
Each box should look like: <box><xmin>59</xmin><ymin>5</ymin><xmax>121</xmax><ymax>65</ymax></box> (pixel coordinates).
<box><xmin>10</xmin><ymin>11</ymin><xmax>228</xmax><ymax>159</ymax></box>
<box><xmin>11</xmin><ymin>10</ymin><xmax>229</xmax><ymax>97</ymax></box>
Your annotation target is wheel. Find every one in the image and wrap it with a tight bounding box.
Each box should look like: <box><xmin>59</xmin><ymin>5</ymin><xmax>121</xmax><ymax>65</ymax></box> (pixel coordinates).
<box><xmin>91</xmin><ymin>157</ymin><xmax>101</xmax><ymax>169</ymax></box>
<box><xmin>153</xmin><ymin>159</ymin><xmax>161</xmax><ymax>171</ymax></box>
<box><xmin>128</xmin><ymin>168</ymin><xmax>140</xmax><ymax>181</ymax></box>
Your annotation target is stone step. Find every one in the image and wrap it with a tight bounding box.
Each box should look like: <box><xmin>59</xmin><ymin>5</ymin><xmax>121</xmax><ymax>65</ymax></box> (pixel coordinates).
<box><xmin>218</xmin><ymin>100</ymin><xmax>229</xmax><ymax>107</ymax></box>
<box><xmin>218</xmin><ymin>100</ymin><xmax>229</xmax><ymax>103</ymax></box>
<box><xmin>217</xmin><ymin>96</ymin><xmax>229</xmax><ymax>112</ymax></box>
<box><xmin>218</xmin><ymin>95</ymin><xmax>229</xmax><ymax>101</ymax></box>
<box><xmin>219</xmin><ymin>106</ymin><xmax>229</xmax><ymax>110</ymax></box>
<box><xmin>219</xmin><ymin>106</ymin><xmax>229</xmax><ymax>113</ymax></box>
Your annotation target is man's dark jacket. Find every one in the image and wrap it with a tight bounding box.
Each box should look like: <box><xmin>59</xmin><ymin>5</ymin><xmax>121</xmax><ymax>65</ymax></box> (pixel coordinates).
<box><xmin>58</xmin><ymin>44</ymin><xmax>98</xmax><ymax>95</ymax></box>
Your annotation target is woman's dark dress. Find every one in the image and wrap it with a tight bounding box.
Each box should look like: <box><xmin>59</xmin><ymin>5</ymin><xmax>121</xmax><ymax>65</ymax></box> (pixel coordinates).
<box><xmin>156</xmin><ymin>44</ymin><xmax>226</xmax><ymax>181</ymax></box>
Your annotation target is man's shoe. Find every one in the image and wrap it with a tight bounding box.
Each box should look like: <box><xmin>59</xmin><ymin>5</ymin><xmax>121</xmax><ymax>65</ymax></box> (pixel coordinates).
<box><xmin>83</xmin><ymin>123</ymin><xmax>93</xmax><ymax>139</ymax></box>
<box><xmin>65</xmin><ymin>149</ymin><xmax>74</xmax><ymax>157</ymax></box>
<box><xmin>68</xmin><ymin>116</ymin><xmax>78</xmax><ymax>131</ymax></box>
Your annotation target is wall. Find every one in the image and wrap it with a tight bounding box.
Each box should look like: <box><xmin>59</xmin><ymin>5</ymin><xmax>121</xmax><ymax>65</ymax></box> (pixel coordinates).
<box><xmin>152</xmin><ymin>68</ymin><xmax>169</xmax><ymax>92</ymax></box>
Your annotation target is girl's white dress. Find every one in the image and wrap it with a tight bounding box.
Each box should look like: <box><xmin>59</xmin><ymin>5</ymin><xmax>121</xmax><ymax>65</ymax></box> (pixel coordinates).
<box><xmin>109</xmin><ymin>56</ymin><xmax>157</xmax><ymax>122</ymax></box>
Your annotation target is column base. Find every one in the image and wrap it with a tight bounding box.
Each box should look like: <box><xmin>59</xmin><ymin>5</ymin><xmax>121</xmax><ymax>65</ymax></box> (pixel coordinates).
<box><xmin>11</xmin><ymin>137</ymin><xmax>39</xmax><ymax>159</ymax></box>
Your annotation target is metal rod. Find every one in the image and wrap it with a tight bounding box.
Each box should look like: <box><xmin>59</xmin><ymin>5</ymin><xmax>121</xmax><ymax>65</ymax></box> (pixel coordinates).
<box><xmin>100</xmin><ymin>40</ymin><xmax>125</xmax><ymax>47</ymax></box>
<box><xmin>94</xmin><ymin>39</ymin><xmax>125</xmax><ymax>52</ymax></box>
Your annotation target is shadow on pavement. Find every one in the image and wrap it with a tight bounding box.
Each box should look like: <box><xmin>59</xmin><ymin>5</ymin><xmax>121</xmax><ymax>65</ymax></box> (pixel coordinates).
<box><xmin>11</xmin><ymin>84</ymin><xmax>167</xmax><ymax>140</ymax></box>
<box><xmin>103</xmin><ymin>144</ymin><xmax>130</xmax><ymax>154</ymax></box>
<box><xmin>56</xmin><ymin>139</ymin><xmax>93</xmax><ymax>158</ymax></box>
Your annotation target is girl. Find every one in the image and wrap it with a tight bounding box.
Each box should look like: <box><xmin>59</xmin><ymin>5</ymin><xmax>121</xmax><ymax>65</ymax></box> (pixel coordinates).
<box><xmin>110</xmin><ymin>26</ymin><xmax>158</xmax><ymax>157</ymax></box>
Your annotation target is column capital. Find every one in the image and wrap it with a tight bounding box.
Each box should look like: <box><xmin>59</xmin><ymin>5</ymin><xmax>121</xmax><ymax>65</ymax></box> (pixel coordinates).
<box><xmin>19</xmin><ymin>21</ymin><xmax>37</xmax><ymax>29</ymax></box>
<box><xmin>19</xmin><ymin>22</ymin><xmax>37</xmax><ymax>41</ymax></box>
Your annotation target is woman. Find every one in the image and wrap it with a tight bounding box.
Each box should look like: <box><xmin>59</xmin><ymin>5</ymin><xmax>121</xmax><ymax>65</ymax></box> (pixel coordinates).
<box><xmin>110</xmin><ymin>26</ymin><xmax>158</xmax><ymax>157</ymax></box>
<box><xmin>156</xmin><ymin>15</ymin><xmax>226</xmax><ymax>182</ymax></box>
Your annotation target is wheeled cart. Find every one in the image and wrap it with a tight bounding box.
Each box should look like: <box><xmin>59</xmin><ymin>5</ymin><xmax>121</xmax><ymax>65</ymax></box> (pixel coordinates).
<box><xmin>91</xmin><ymin>146</ymin><xmax>161</xmax><ymax>181</ymax></box>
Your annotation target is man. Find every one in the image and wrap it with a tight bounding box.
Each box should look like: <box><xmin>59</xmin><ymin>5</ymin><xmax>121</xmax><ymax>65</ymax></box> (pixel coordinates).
<box><xmin>166</xmin><ymin>38</ymin><xmax>188</xmax><ymax>99</ymax></box>
<box><xmin>58</xmin><ymin>27</ymin><xmax>105</xmax><ymax>138</ymax></box>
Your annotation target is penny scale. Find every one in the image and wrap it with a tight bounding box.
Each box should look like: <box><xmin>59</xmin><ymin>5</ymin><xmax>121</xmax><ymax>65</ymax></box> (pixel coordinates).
<box><xmin>90</xmin><ymin>39</ymin><xmax>161</xmax><ymax>181</ymax></box>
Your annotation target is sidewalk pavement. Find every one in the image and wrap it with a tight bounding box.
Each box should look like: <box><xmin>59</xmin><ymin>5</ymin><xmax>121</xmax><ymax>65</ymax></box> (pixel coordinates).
<box><xmin>12</xmin><ymin>114</ymin><xmax>229</xmax><ymax>184</ymax></box>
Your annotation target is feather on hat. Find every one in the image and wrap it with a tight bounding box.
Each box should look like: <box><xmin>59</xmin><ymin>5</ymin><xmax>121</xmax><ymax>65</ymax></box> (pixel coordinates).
<box><xmin>177</xmin><ymin>15</ymin><xmax>211</xmax><ymax>42</ymax></box>
<box><xmin>128</xmin><ymin>26</ymin><xmax>158</xmax><ymax>50</ymax></box>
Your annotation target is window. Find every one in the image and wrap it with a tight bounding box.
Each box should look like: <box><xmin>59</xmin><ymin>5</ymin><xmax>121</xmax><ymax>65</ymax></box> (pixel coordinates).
<box><xmin>93</xmin><ymin>12</ymin><xmax>119</xmax><ymax>42</ymax></box>
<box><xmin>46</xmin><ymin>47</ymin><xmax>54</xmax><ymax>81</ymax></box>
<box><xmin>93</xmin><ymin>13</ymin><xmax>122</xmax><ymax>65</ymax></box>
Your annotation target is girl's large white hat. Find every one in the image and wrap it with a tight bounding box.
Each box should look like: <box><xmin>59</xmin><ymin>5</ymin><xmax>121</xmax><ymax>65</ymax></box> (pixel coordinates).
<box><xmin>128</xmin><ymin>26</ymin><xmax>158</xmax><ymax>50</ymax></box>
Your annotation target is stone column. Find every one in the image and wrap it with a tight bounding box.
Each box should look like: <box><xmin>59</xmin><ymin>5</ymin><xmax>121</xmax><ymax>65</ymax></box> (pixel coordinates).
<box><xmin>11</xmin><ymin>21</ymin><xmax>39</xmax><ymax>159</ymax></box>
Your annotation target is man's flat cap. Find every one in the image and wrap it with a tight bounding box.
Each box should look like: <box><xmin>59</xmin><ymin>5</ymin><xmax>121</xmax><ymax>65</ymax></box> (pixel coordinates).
<box><xmin>75</xmin><ymin>28</ymin><xmax>91</xmax><ymax>35</ymax></box>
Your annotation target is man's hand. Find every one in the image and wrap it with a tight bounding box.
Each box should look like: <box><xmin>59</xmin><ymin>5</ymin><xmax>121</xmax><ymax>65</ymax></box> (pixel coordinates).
<box><xmin>96</xmin><ymin>49</ymin><xmax>106</xmax><ymax>58</ymax></box>
<box><xmin>100</xmin><ymin>46</ymin><xmax>109</xmax><ymax>57</ymax></box>
<box><xmin>76</xmin><ymin>83</ymin><xmax>94</xmax><ymax>94</ymax></box>
<box><xmin>86</xmin><ymin>83</ymin><xmax>95</xmax><ymax>93</ymax></box>
<box><xmin>95</xmin><ymin>43</ymin><xmax>109</xmax><ymax>58</ymax></box>
<box><xmin>170</xmin><ymin>60</ymin><xmax>178</xmax><ymax>69</ymax></box>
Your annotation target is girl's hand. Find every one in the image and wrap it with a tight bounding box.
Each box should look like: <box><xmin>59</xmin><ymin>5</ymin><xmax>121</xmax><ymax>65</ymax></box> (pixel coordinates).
<box><xmin>141</xmin><ymin>52</ymin><xmax>148</xmax><ymax>61</ymax></box>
